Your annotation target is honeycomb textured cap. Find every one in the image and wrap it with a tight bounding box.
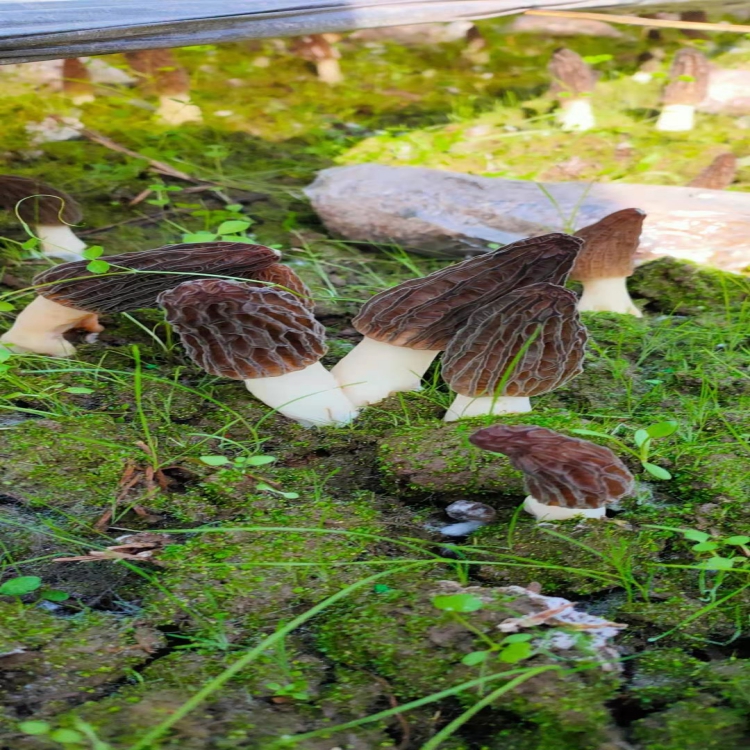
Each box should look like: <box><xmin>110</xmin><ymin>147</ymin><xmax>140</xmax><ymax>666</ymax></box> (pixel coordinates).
<box><xmin>158</xmin><ymin>279</ymin><xmax>326</xmax><ymax>379</ymax></box>
<box><xmin>687</xmin><ymin>153</ymin><xmax>737</xmax><ymax>190</ymax></box>
<box><xmin>469</xmin><ymin>424</ymin><xmax>635</xmax><ymax>509</ymax></box>
<box><xmin>548</xmin><ymin>48</ymin><xmax>597</xmax><ymax>96</ymax></box>
<box><xmin>662</xmin><ymin>48</ymin><xmax>710</xmax><ymax>105</ymax></box>
<box><xmin>34</xmin><ymin>241</ymin><xmax>279</xmax><ymax>314</ymax></box>
<box><xmin>353</xmin><ymin>233</ymin><xmax>582</xmax><ymax>350</ymax></box>
<box><xmin>248</xmin><ymin>264</ymin><xmax>314</xmax><ymax>309</ymax></box>
<box><xmin>441</xmin><ymin>282</ymin><xmax>587</xmax><ymax>398</ymax></box>
<box><xmin>0</xmin><ymin>175</ymin><xmax>82</xmax><ymax>225</ymax></box>
<box><xmin>572</xmin><ymin>208</ymin><xmax>645</xmax><ymax>280</ymax></box>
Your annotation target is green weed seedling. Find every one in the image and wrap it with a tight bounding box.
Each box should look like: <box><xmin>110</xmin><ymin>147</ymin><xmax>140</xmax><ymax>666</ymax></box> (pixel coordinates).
<box><xmin>0</xmin><ymin>575</ymin><xmax>69</xmax><ymax>603</ymax></box>
<box><xmin>572</xmin><ymin>420</ymin><xmax>678</xmax><ymax>479</ymax></box>
<box><xmin>199</xmin><ymin>453</ymin><xmax>300</xmax><ymax>499</ymax></box>
<box><xmin>18</xmin><ymin>718</ymin><xmax>112</xmax><ymax>749</ymax></box>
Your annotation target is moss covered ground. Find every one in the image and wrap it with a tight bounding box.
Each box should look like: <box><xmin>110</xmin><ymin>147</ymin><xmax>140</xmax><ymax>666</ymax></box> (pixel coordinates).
<box><xmin>0</xmin><ymin>16</ymin><xmax>749</xmax><ymax>750</ymax></box>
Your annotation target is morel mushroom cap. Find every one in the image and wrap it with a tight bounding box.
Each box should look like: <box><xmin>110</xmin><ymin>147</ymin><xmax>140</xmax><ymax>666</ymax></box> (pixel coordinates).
<box><xmin>572</xmin><ymin>208</ymin><xmax>645</xmax><ymax>317</ymax></box>
<box><xmin>0</xmin><ymin>174</ymin><xmax>86</xmax><ymax>260</ymax></box>
<box><xmin>656</xmin><ymin>48</ymin><xmax>710</xmax><ymax>132</ymax></box>
<box><xmin>290</xmin><ymin>34</ymin><xmax>343</xmax><ymax>84</ymax></box>
<box><xmin>548</xmin><ymin>48</ymin><xmax>597</xmax><ymax>131</ymax></box>
<box><xmin>331</xmin><ymin>234</ymin><xmax>582</xmax><ymax>407</ymax></box>
<box><xmin>249</xmin><ymin>263</ymin><xmax>314</xmax><ymax>309</ymax></box>
<box><xmin>158</xmin><ymin>279</ymin><xmax>357</xmax><ymax>427</ymax></box>
<box><xmin>442</xmin><ymin>283</ymin><xmax>586</xmax><ymax>421</ymax></box>
<box><xmin>469</xmin><ymin>424</ymin><xmax>635</xmax><ymax>521</ymax></box>
<box><xmin>0</xmin><ymin>242</ymin><xmax>279</xmax><ymax>358</ymax></box>
<box><xmin>687</xmin><ymin>153</ymin><xmax>737</xmax><ymax>190</ymax></box>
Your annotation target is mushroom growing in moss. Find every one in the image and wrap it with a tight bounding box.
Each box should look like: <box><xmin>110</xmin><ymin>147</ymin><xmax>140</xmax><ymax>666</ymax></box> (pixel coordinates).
<box><xmin>548</xmin><ymin>48</ymin><xmax>597</xmax><ymax>132</ymax></box>
<box><xmin>0</xmin><ymin>175</ymin><xmax>86</xmax><ymax>260</ymax></box>
<box><xmin>442</xmin><ymin>283</ymin><xmax>587</xmax><ymax>421</ymax></box>
<box><xmin>331</xmin><ymin>234</ymin><xmax>581</xmax><ymax>407</ymax></box>
<box><xmin>656</xmin><ymin>48</ymin><xmax>710</xmax><ymax>132</ymax></box>
<box><xmin>687</xmin><ymin>153</ymin><xmax>737</xmax><ymax>190</ymax></box>
<box><xmin>290</xmin><ymin>34</ymin><xmax>343</xmax><ymax>84</ymax></box>
<box><xmin>572</xmin><ymin>208</ymin><xmax>645</xmax><ymax>317</ymax></box>
<box><xmin>0</xmin><ymin>242</ymin><xmax>279</xmax><ymax>357</ymax></box>
<box><xmin>469</xmin><ymin>424</ymin><xmax>635</xmax><ymax>521</ymax></box>
<box><xmin>158</xmin><ymin>279</ymin><xmax>357</xmax><ymax>427</ymax></box>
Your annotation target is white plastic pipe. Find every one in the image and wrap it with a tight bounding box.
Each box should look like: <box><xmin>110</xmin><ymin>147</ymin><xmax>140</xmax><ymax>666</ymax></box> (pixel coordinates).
<box><xmin>331</xmin><ymin>336</ymin><xmax>440</xmax><ymax>407</ymax></box>
<box><xmin>523</xmin><ymin>495</ymin><xmax>605</xmax><ymax>521</ymax></box>
<box><xmin>0</xmin><ymin>296</ymin><xmax>101</xmax><ymax>357</ymax></box>
<box><xmin>36</xmin><ymin>224</ymin><xmax>86</xmax><ymax>261</ymax></box>
<box><xmin>558</xmin><ymin>98</ymin><xmax>595</xmax><ymax>132</ymax></box>
<box><xmin>578</xmin><ymin>276</ymin><xmax>642</xmax><ymax>317</ymax></box>
<box><xmin>656</xmin><ymin>103</ymin><xmax>695</xmax><ymax>132</ymax></box>
<box><xmin>245</xmin><ymin>362</ymin><xmax>358</xmax><ymax>427</ymax></box>
<box><xmin>443</xmin><ymin>394</ymin><xmax>531</xmax><ymax>422</ymax></box>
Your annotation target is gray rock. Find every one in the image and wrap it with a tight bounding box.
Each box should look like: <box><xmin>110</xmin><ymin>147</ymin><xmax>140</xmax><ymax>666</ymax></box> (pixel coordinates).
<box><xmin>305</xmin><ymin>164</ymin><xmax>750</xmax><ymax>271</ymax></box>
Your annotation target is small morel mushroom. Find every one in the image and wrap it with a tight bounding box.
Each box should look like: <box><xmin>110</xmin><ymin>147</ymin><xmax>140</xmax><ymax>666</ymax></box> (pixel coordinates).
<box><xmin>469</xmin><ymin>424</ymin><xmax>635</xmax><ymax>521</ymax></box>
<box><xmin>124</xmin><ymin>49</ymin><xmax>202</xmax><ymax>126</ymax></box>
<box><xmin>572</xmin><ymin>208</ymin><xmax>645</xmax><ymax>317</ymax></box>
<box><xmin>442</xmin><ymin>283</ymin><xmax>586</xmax><ymax>421</ymax></box>
<box><xmin>548</xmin><ymin>48</ymin><xmax>597</xmax><ymax>132</ymax></box>
<box><xmin>0</xmin><ymin>175</ymin><xmax>86</xmax><ymax>260</ymax></box>
<box><xmin>61</xmin><ymin>58</ymin><xmax>95</xmax><ymax>105</ymax></box>
<box><xmin>687</xmin><ymin>153</ymin><xmax>737</xmax><ymax>190</ymax></box>
<box><xmin>331</xmin><ymin>233</ymin><xmax>581</xmax><ymax>407</ymax></box>
<box><xmin>0</xmin><ymin>242</ymin><xmax>279</xmax><ymax>357</ymax></box>
<box><xmin>158</xmin><ymin>279</ymin><xmax>357</xmax><ymax>427</ymax></box>
<box><xmin>290</xmin><ymin>34</ymin><xmax>343</xmax><ymax>84</ymax></box>
<box><xmin>656</xmin><ymin>48</ymin><xmax>710</xmax><ymax>132</ymax></box>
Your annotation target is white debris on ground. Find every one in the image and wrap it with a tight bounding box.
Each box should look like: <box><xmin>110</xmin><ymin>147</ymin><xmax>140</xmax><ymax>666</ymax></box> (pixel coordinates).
<box><xmin>25</xmin><ymin>116</ymin><xmax>83</xmax><ymax>144</ymax></box>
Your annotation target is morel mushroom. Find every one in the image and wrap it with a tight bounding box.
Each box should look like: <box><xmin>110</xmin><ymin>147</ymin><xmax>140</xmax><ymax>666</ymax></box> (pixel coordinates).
<box><xmin>572</xmin><ymin>208</ymin><xmax>645</xmax><ymax>317</ymax></box>
<box><xmin>0</xmin><ymin>242</ymin><xmax>279</xmax><ymax>357</ymax></box>
<box><xmin>124</xmin><ymin>49</ymin><xmax>202</xmax><ymax>126</ymax></box>
<box><xmin>290</xmin><ymin>34</ymin><xmax>343</xmax><ymax>84</ymax></box>
<box><xmin>469</xmin><ymin>424</ymin><xmax>635</xmax><ymax>521</ymax></box>
<box><xmin>687</xmin><ymin>153</ymin><xmax>737</xmax><ymax>190</ymax></box>
<box><xmin>331</xmin><ymin>234</ymin><xmax>581</xmax><ymax>407</ymax></box>
<box><xmin>0</xmin><ymin>175</ymin><xmax>86</xmax><ymax>261</ymax></box>
<box><xmin>548</xmin><ymin>48</ymin><xmax>597</xmax><ymax>132</ymax></box>
<box><xmin>442</xmin><ymin>283</ymin><xmax>586</xmax><ymax>421</ymax></box>
<box><xmin>158</xmin><ymin>279</ymin><xmax>357</xmax><ymax>427</ymax></box>
<box><xmin>248</xmin><ymin>264</ymin><xmax>314</xmax><ymax>309</ymax></box>
<box><xmin>656</xmin><ymin>48</ymin><xmax>710</xmax><ymax>132</ymax></box>
<box><xmin>62</xmin><ymin>58</ymin><xmax>95</xmax><ymax>105</ymax></box>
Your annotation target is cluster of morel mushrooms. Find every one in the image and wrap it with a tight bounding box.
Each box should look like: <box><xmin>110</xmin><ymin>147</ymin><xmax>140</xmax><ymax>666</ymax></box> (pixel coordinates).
<box><xmin>0</xmin><ymin>192</ymin><xmax>643</xmax><ymax>523</ymax></box>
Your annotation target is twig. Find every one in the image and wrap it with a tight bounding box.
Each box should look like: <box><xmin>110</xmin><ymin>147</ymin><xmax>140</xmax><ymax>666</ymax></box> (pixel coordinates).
<box><xmin>524</xmin><ymin>9</ymin><xmax>750</xmax><ymax>34</ymax></box>
<box><xmin>370</xmin><ymin>674</ymin><xmax>412</xmax><ymax>750</ymax></box>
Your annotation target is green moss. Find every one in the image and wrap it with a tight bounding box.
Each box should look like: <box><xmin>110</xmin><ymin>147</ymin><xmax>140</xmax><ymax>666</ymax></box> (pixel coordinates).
<box><xmin>628</xmin><ymin>649</ymin><xmax>705</xmax><ymax>709</ymax></box>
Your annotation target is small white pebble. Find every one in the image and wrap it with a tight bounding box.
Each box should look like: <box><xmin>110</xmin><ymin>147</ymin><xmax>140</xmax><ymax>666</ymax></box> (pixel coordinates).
<box><xmin>252</xmin><ymin>57</ymin><xmax>271</xmax><ymax>68</ymax></box>
<box><xmin>214</xmin><ymin>110</ymin><xmax>234</xmax><ymax>117</ymax></box>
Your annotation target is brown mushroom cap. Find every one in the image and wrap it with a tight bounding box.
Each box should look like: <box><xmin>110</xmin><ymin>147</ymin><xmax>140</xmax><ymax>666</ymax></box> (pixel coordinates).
<box><xmin>662</xmin><ymin>48</ymin><xmax>710</xmax><ymax>106</ymax></box>
<box><xmin>0</xmin><ymin>175</ymin><xmax>82</xmax><ymax>225</ymax></box>
<box><xmin>353</xmin><ymin>233</ymin><xmax>582</xmax><ymax>350</ymax></box>
<box><xmin>157</xmin><ymin>279</ymin><xmax>326</xmax><ymax>380</ymax></box>
<box><xmin>249</xmin><ymin>264</ymin><xmax>314</xmax><ymax>309</ymax></box>
<box><xmin>572</xmin><ymin>208</ymin><xmax>645</xmax><ymax>281</ymax></box>
<box><xmin>469</xmin><ymin>424</ymin><xmax>634</xmax><ymax>510</ymax></box>
<box><xmin>33</xmin><ymin>242</ymin><xmax>279</xmax><ymax>314</ymax></box>
<box><xmin>290</xmin><ymin>34</ymin><xmax>341</xmax><ymax>62</ymax></box>
<box><xmin>548</xmin><ymin>48</ymin><xmax>597</xmax><ymax>97</ymax></box>
<box><xmin>441</xmin><ymin>282</ymin><xmax>586</xmax><ymax>398</ymax></box>
<box><xmin>687</xmin><ymin>153</ymin><xmax>737</xmax><ymax>190</ymax></box>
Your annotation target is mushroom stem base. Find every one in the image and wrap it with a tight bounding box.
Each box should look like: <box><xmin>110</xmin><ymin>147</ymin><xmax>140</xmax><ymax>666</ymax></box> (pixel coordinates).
<box><xmin>316</xmin><ymin>58</ymin><xmax>343</xmax><ymax>84</ymax></box>
<box><xmin>557</xmin><ymin>98</ymin><xmax>595</xmax><ymax>132</ymax></box>
<box><xmin>578</xmin><ymin>276</ymin><xmax>642</xmax><ymax>317</ymax></box>
<box><xmin>244</xmin><ymin>362</ymin><xmax>358</xmax><ymax>427</ymax></box>
<box><xmin>36</xmin><ymin>224</ymin><xmax>87</xmax><ymax>261</ymax></box>
<box><xmin>0</xmin><ymin>296</ymin><xmax>101</xmax><ymax>357</ymax></box>
<box><xmin>443</xmin><ymin>394</ymin><xmax>531</xmax><ymax>422</ymax></box>
<box><xmin>156</xmin><ymin>96</ymin><xmax>203</xmax><ymax>126</ymax></box>
<box><xmin>523</xmin><ymin>495</ymin><xmax>606</xmax><ymax>521</ymax></box>
<box><xmin>656</xmin><ymin>103</ymin><xmax>695</xmax><ymax>132</ymax></box>
<box><xmin>331</xmin><ymin>337</ymin><xmax>440</xmax><ymax>407</ymax></box>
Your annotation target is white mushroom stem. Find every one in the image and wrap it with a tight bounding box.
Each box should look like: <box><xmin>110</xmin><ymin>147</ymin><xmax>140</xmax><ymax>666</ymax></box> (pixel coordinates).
<box><xmin>156</xmin><ymin>96</ymin><xmax>203</xmax><ymax>126</ymax></box>
<box><xmin>244</xmin><ymin>362</ymin><xmax>358</xmax><ymax>427</ymax></box>
<box><xmin>557</xmin><ymin>98</ymin><xmax>595</xmax><ymax>132</ymax></box>
<box><xmin>0</xmin><ymin>296</ymin><xmax>102</xmax><ymax>357</ymax></box>
<box><xmin>443</xmin><ymin>394</ymin><xmax>531</xmax><ymax>422</ymax></box>
<box><xmin>577</xmin><ymin>276</ymin><xmax>642</xmax><ymax>317</ymax></box>
<box><xmin>523</xmin><ymin>495</ymin><xmax>606</xmax><ymax>521</ymax></box>
<box><xmin>440</xmin><ymin>520</ymin><xmax>486</xmax><ymax>537</ymax></box>
<box><xmin>656</xmin><ymin>103</ymin><xmax>695</xmax><ymax>132</ymax></box>
<box><xmin>316</xmin><ymin>58</ymin><xmax>343</xmax><ymax>84</ymax></box>
<box><xmin>331</xmin><ymin>337</ymin><xmax>440</xmax><ymax>407</ymax></box>
<box><xmin>36</xmin><ymin>224</ymin><xmax>87</xmax><ymax>261</ymax></box>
